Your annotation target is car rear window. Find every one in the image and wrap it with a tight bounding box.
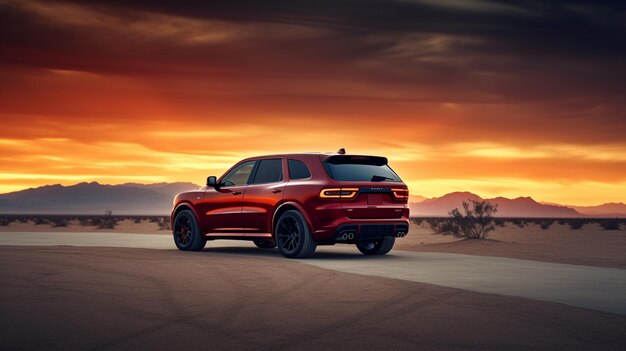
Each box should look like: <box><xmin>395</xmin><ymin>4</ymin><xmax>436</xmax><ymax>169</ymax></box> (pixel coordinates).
<box><xmin>252</xmin><ymin>159</ymin><xmax>283</xmax><ymax>184</ymax></box>
<box><xmin>288</xmin><ymin>159</ymin><xmax>311</xmax><ymax>179</ymax></box>
<box><xmin>323</xmin><ymin>155</ymin><xmax>401</xmax><ymax>182</ymax></box>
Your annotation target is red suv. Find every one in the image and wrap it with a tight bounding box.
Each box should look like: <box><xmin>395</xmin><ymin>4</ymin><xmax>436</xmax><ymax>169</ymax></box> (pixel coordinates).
<box><xmin>171</xmin><ymin>150</ymin><xmax>409</xmax><ymax>258</ymax></box>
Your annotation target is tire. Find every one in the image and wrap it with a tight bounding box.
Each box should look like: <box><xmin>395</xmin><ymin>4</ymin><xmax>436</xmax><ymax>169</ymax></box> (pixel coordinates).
<box><xmin>275</xmin><ymin>210</ymin><xmax>317</xmax><ymax>258</ymax></box>
<box><xmin>356</xmin><ymin>237</ymin><xmax>395</xmax><ymax>255</ymax></box>
<box><xmin>253</xmin><ymin>240</ymin><xmax>276</xmax><ymax>249</ymax></box>
<box><xmin>172</xmin><ymin>210</ymin><xmax>206</xmax><ymax>251</ymax></box>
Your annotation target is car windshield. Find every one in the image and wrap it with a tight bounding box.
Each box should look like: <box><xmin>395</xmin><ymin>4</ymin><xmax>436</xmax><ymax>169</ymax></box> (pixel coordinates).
<box><xmin>323</xmin><ymin>155</ymin><xmax>401</xmax><ymax>182</ymax></box>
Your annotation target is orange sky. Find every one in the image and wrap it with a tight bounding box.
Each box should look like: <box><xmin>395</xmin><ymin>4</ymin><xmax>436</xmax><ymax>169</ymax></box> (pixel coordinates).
<box><xmin>0</xmin><ymin>0</ymin><xmax>625</xmax><ymax>205</ymax></box>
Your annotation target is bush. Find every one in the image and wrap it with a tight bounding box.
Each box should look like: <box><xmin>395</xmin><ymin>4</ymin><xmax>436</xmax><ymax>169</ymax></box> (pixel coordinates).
<box><xmin>33</xmin><ymin>217</ymin><xmax>49</xmax><ymax>225</ymax></box>
<box><xmin>426</xmin><ymin>218</ymin><xmax>441</xmax><ymax>231</ymax></box>
<box><xmin>0</xmin><ymin>217</ymin><xmax>12</xmax><ymax>226</ymax></box>
<box><xmin>97</xmin><ymin>211</ymin><xmax>118</xmax><ymax>229</ymax></box>
<box><xmin>437</xmin><ymin>200</ymin><xmax>498</xmax><ymax>239</ymax></box>
<box><xmin>411</xmin><ymin>218</ymin><xmax>424</xmax><ymax>226</ymax></box>
<box><xmin>600</xmin><ymin>219</ymin><xmax>620</xmax><ymax>230</ymax></box>
<box><xmin>78</xmin><ymin>217</ymin><xmax>92</xmax><ymax>227</ymax></box>
<box><xmin>50</xmin><ymin>218</ymin><xmax>68</xmax><ymax>228</ymax></box>
<box><xmin>568</xmin><ymin>219</ymin><xmax>588</xmax><ymax>230</ymax></box>
<box><xmin>511</xmin><ymin>218</ymin><xmax>527</xmax><ymax>228</ymax></box>
<box><xmin>494</xmin><ymin>218</ymin><xmax>506</xmax><ymax>228</ymax></box>
<box><xmin>157</xmin><ymin>218</ymin><xmax>170</xmax><ymax>230</ymax></box>
<box><xmin>539</xmin><ymin>220</ymin><xmax>554</xmax><ymax>230</ymax></box>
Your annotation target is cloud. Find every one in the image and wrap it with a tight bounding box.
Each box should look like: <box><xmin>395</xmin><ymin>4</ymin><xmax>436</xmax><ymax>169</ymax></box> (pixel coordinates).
<box><xmin>0</xmin><ymin>0</ymin><xmax>625</xmax><ymax>204</ymax></box>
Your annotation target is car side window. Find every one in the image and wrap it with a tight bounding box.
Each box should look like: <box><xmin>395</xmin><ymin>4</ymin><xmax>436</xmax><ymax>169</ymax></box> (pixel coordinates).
<box><xmin>252</xmin><ymin>159</ymin><xmax>283</xmax><ymax>184</ymax></box>
<box><xmin>288</xmin><ymin>159</ymin><xmax>311</xmax><ymax>179</ymax></box>
<box><xmin>221</xmin><ymin>161</ymin><xmax>255</xmax><ymax>187</ymax></box>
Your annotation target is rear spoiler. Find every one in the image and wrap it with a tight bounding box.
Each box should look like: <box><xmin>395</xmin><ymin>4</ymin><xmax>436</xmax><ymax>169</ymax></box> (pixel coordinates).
<box><xmin>323</xmin><ymin>155</ymin><xmax>388</xmax><ymax>166</ymax></box>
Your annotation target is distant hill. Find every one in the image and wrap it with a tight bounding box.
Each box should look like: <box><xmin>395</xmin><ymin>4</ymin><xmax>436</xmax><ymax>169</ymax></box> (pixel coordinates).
<box><xmin>569</xmin><ymin>203</ymin><xmax>626</xmax><ymax>218</ymax></box>
<box><xmin>0</xmin><ymin>182</ymin><xmax>623</xmax><ymax>217</ymax></box>
<box><xmin>410</xmin><ymin>191</ymin><xmax>584</xmax><ymax>217</ymax></box>
<box><xmin>0</xmin><ymin>182</ymin><xmax>200</xmax><ymax>215</ymax></box>
<box><xmin>409</xmin><ymin>194</ymin><xmax>428</xmax><ymax>203</ymax></box>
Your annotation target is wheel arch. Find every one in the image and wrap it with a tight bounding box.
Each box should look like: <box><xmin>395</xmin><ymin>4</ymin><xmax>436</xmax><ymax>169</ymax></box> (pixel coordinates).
<box><xmin>272</xmin><ymin>201</ymin><xmax>313</xmax><ymax>238</ymax></box>
<box><xmin>171</xmin><ymin>203</ymin><xmax>202</xmax><ymax>232</ymax></box>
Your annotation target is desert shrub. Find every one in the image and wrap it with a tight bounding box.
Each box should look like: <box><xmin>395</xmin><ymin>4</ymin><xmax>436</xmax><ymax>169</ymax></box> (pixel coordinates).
<box><xmin>511</xmin><ymin>218</ymin><xmax>527</xmax><ymax>228</ymax></box>
<box><xmin>0</xmin><ymin>217</ymin><xmax>12</xmax><ymax>226</ymax></box>
<box><xmin>494</xmin><ymin>218</ymin><xmax>506</xmax><ymax>227</ymax></box>
<box><xmin>97</xmin><ymin>211</ymin><xmax>118</xmax><ymax>229</ymax></box>
<box><xmin>431</xmin><ymin>218</ymin><xmax>459</xmax><ymax>236</ymax></box>
<box><xmin>600</xmin><ymin>219</ymin><xmax>620</xmax><ymax>230</ymax></box>
<box><xmin>539</xmin><ymin>219</ymin><xmax>554</xmax><ymax>230</ymax></box>
<box><xmin>50</xmin><ymin>218</ymin><xmax>68</xmax><ymax>227</ymax></box>
<box><xmin>33</xmin><ymin>217</ymin><xmax>49</xmax><ymax>225</ymax></box>
<box><xmin>568</xmin><ymin>219</ymin><xmax>588</xmax><ymax>230</ymax></box>
<box><xmin>133</xmin><ymin>217</ymin><xmax>144</xmax><ymax>224</ymax></box>
<box><xmin>149</xmin><ymin>217</ymin><xmax>160</xmax><ymax>223</ymax></box>
<box><xmin>78</xmin><ymin>217</ymin><xmax>92</xmax><ymax>227</ymax></box>
<box><xmin>558</xmin><ymin>219</ymin><xmax>567</xmax><ymax>225</ymax></box>
<box><xmin>97</xmin><ymin>219</ymin><xmax>117</xmax><ymax>229</ymax></box>
<box><xmin>426</xmin><ymin>218</ymin><xmax>441</xmax><ymax>231</ymax></box>
<box><xmin>437</xmin><ymin>200</ymin><xmax>498</xmax><ymax>239</ymax></box>
<box><xmin>157</xmin><ymin>218</ymin><xmax>170</xmax><ymax>230</ymax></box>
<box><xmin>411</xmin><ymin>218</ymin><xmax>424</xmax><ymax>226</ymax></box>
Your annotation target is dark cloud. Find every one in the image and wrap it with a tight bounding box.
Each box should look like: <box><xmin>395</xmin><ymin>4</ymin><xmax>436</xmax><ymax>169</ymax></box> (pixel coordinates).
<box><xmin>0</xmin><ymin>0</ymin><xmax>625</xmax><ymax>142</ymax></box>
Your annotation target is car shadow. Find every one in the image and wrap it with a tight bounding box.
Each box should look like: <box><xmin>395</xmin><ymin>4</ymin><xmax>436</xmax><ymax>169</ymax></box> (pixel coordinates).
<box><xmin>201</xmin><ymin>245</ymin><xmax>401</xmax><ymax>260</ymax></box>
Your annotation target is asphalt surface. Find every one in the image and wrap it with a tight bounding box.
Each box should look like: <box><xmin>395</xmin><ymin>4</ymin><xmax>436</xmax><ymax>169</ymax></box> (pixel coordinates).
<box><xmin>1</xmin><ymin>232</ymin><xmax>625</xmax><ymax>315</ymax></box>
<box><xmin>2</xmin><ymin>246</ymin><xmax>625</xmax><ymax>351</ymax></box>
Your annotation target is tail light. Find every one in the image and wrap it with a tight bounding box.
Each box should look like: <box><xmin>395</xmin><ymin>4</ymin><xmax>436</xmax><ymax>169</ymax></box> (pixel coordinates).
<box><xmin>319</xmin><ymin>188</ymin><xmax>359</xmax><ymax>199</ymax></box>
<box><xmin>391</xmin><ymin>188</ymin><xmax>409</xmax><ymax>200</ymax></box>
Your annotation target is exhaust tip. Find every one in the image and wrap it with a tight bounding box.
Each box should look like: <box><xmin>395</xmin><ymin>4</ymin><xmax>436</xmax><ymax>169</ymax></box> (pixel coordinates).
<box><xmin>347</xmin><ymin>232</ymin><xmax>355</xmax><ymax>240</ymax></box>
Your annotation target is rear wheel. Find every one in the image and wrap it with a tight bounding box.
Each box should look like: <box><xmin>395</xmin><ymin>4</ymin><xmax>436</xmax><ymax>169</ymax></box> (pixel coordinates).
<box><xmin>356</xmin><ymin>237</ymin><xmax>395</xmax><ymax>255</ymax></box>
<box><xmin>275</xmin><ymin>210</ymin><xmax>316</xmax><ymax>258</ymax></box>
<box><xmin>253</xmin><ymin>240</ymin><xmax>276</xmax><ymax>249</ymax></box>
<box><xmin>173</xmin><ymin>210</ymin><xmax>206</xmax><ymax>251</ymax></box>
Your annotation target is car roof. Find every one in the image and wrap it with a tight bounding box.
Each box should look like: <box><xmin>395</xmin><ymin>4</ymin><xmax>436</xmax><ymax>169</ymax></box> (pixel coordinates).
<box><xmin>239</xmin><ymin>152</ymin><xmax>386</xmax><ymax>162</ymax></box>
<box><xmin>239</xmin><ymin>152</ymin><xmax>332</xmax><ymax>161</ymax></box>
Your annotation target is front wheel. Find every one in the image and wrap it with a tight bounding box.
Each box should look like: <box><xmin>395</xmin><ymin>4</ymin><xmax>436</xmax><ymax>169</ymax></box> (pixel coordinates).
<box><xmin>356</xmin><ymin>237</ymin><xmax>395</xmax><ymax>255</ymax></box>
<box><xmin>173</xmin><ymin>210</ymin><xmax>206</xmax><ymax>251</ymax></box>
<box><xmin>275</xmin><ymin>210</ymin><xmax>316</xmax><ymax>258</ymax></box>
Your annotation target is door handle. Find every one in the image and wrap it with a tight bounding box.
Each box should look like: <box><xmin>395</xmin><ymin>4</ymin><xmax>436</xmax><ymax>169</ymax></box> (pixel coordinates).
<box><xmin>233</xmin><ymin>191</ymin><xmax>242</xmax><ymax>195</ymax></box>
<box><xmin>272</xmin><ymin>189</ymin><xmax>282</xmax><ymax>194</ymax></box>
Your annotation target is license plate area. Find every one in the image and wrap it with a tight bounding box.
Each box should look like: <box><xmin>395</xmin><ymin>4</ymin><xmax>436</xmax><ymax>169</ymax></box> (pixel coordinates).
<box><xmin>367</xmin><ymin>194</ymin><xmax>383</xmax><ymax>205</ymax></box>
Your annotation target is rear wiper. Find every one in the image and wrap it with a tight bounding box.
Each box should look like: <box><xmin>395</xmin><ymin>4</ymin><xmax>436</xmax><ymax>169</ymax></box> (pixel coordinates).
<box><xmin>371</xmin><ymin>175</ymin><xmax>394</xmax><ymax>182</ymax></box>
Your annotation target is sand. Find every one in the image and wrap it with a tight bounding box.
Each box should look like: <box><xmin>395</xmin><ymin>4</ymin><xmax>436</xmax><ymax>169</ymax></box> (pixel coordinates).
<box><xmin>1</xmin><ymin>246</ymin><xmax>625</xmax><ymax>350</ymax></box>
<box><xmin>2</xmin><ymin>219</ymin><xmax>625</xmax><ymax>267</ymax></box>
<box><xmin>0</xmin><ymin>218</ymin><xmax>167</xmax><ymax>234</ymax></box>
<box><xmin>397</xmin><ymin>221</ymin><xmax>626</xmax><ymax>268</ymax></box>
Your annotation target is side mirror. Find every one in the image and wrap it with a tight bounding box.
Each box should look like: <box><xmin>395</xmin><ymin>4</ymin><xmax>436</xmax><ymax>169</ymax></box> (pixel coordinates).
<box><xmin>207</xmin><ymin>176</ymin><xmax>217</xmax><ymax>187</ymax></box>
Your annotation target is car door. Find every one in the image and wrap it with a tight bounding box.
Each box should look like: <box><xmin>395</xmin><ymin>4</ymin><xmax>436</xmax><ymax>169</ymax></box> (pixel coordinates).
<box><xmin>242</xmin><ymin>158</ymin><xmax>286</xmax><ymax>235</ymax></box>
<box><xmin>199</xmin><ymin>160</ymin><xmax>255</xmax><ymax>235</ymax></box>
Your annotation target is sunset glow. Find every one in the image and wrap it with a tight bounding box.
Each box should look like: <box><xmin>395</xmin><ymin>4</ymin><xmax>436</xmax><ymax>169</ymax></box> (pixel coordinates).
<box><xmin>1</xmin><ymin>0</ymin><xmax>625</xmax><ymax>205</ymax></box>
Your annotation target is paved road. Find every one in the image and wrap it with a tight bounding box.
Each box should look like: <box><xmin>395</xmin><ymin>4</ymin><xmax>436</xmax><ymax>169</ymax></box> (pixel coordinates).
<box><xmin>2</xmin><ymin>232</ymin><xmax>625</xmax><ymax>315</ymax></box>
<box><xmin>4</xmin><ymin>246</ymin><xmax>625</xmax><ymax>351</ymax></box>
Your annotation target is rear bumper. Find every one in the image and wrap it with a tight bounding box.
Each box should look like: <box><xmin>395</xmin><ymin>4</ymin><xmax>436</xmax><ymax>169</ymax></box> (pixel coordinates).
<box><xmin>311</xmin><ymin>214</ymin><xmax>409</xmax><ymax>243</ymax></box>
<box><xmin>334</xmin><ymin>222</ymin><xmax>408</xmax><ymax>243</ymax></box>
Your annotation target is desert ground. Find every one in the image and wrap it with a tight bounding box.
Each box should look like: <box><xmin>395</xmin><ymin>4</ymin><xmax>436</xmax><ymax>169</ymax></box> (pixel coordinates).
<box><xmin>1</xmin><ymin>217</ymin><xmax>625</xmax><ymax>350</ymax></box>
<box><xmin>1</xmin><ymin>245</ymin><xmax>625</xmax><ymax>351</ymax></box>
<box><xmin>2</xmin><ymin>218</ymin><xmax>624</xmax><ymax>267</ymax></box>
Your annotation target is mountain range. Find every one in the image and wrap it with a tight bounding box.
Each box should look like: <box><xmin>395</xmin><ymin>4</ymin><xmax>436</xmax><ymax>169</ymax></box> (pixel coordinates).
<box><xmin>410</xmin><ymin>192</ymin><xmax>584</xmax><ymax>217</ymax></box>
<box><xmin>0</xmin><ymin>182</ymin><xmax>624</xmax><ymax>217</ymax></box>
<box><xmin>0</xmin><ymin>182</ymin><xmax>200</xmax><ymax>215</ymax></box>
